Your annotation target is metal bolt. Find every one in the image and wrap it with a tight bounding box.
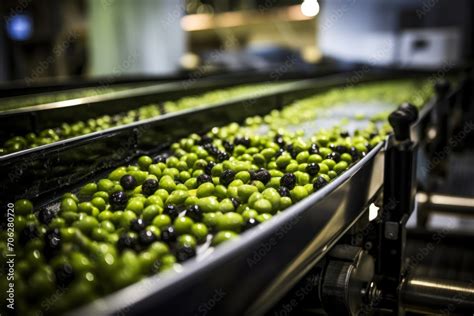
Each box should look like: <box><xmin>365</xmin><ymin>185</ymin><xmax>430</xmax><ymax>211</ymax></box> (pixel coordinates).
<box><xmin>364</xmin><ymin>241</ymin><xmax>372</xmax><ymax>250</ymax></box>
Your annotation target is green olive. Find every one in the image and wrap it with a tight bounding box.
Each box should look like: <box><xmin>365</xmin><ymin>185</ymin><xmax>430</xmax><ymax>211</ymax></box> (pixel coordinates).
<box><xmin>142</xmin><ymin>205</ymin><xmax>162</xmax><ymax>223</ymax></box>
<box><xmin>290</xmin><ymin>186</ymin><xmax>308</xmax><ymax>202</ymax></box>
<box><xmin>177</xmin><ymin>234</ymin><xmax>197</xmax><ymax>248</ymax></box>
<box><xmin>212</xmin><ymin>230</ymin><xmax>239</xmax><ymax>246</ymax></box>
<box><xmin>15</xmin><ymin>199</ymin><xmax>34</xmax><ymax>215</ymax></box>
<box><xmin>196</xmin><ymin>182</ymin><xmax>215</xmax><ymax>198</ymax></box>
<box><xmin>174</xmin><ymin>217</ymin><xmax>194</xmax><ymax>234</ymax></box>
<box><xmin>216</xmin><ymin>212</ymin><xmax>243</xmax><ymax>232</ymax></box>
<box><xmin>197</xmin><ymin>196</ymin><xmax>220</xmax><ymax>213</ymax></box>
<box><xmin>138</xmin><ymin>156</ymin><xmax>153</xmax><ymax>170</ymax></box>
<box><xmin>191</xmin><ymin>223</ymin><xmax>208</xmax><ymax>242</ymax></box>
<box><xmin>237</xmin><ymin>185</ymin><xmax>258</xmax><ymax>202</ymax></box>
<box><xmin>61</xmin><ymin>198</ymin><xmax>78</xmax><ymax>213</ymax></box>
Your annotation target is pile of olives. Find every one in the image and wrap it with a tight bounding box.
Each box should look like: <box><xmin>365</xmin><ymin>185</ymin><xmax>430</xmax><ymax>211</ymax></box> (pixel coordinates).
<box><xmin>2</xmin><ymin>79</ymin><xmax>433</xmax><ymax>315</ymax></box>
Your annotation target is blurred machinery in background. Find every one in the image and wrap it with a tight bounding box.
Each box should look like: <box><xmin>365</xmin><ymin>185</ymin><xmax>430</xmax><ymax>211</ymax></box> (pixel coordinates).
<box><xmin>319</xmin><ymin>0</ymin><xmax>474</xmax><ymax>69</ymax></box>
<box><xmin>0</xmin><ymin>0</ymin><xmax>87</xmax><ymax>81</ymax></box>
<box><xmin>87</xmin><ymin>0</ymin><xmax>186</xmax><ymax>76</ymax></box>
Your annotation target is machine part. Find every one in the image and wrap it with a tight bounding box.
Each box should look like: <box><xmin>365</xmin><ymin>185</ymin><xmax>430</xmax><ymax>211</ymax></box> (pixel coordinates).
<box><xmin>320</xmin><ymin>245</ymin><xmax>376</xmax><ymax>315</ymax></box>
<box><xmin>318</xmin><ymin>0</ymin><xmax>473</xmax><ymax>68</ymax></box>
<box><xmin>424</xmin><ymin>80</ymin><xmax>451</xmax><ymax>180</ymax></box>
<box><xmin>417</xmin><ymin>192</ymin><xmax>474</xmax><ymax>217</ymax></box>
<box><xmin>377</xmin><ymin>104</ymin><xmax>419</xmax><ymax>311</ymax></box>
<box><xmin>401</xmin><ymin>277</ymin><xmax>474</xmax><ymax>315</ymax></box>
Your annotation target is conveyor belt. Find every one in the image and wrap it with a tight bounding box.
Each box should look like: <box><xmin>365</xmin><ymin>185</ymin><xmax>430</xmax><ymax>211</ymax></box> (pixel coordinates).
<box><xmin>0</xmin><ymin>71</ymin><xmax>434</xmax><ymax>202</ymax></box>
<box><xmin>2</xmin><ymin>70</ymin><xmax>464</xmax><ymax>316</ymax></box>
<box><xmin>72</xmin><ymin>92</ymin><xmax>404</xmax><ymax>315</ymax></box>
<box><xmin>73</xmin><ymin>142</ymin><xmax>385</xmax><ymax>316</ymax></box>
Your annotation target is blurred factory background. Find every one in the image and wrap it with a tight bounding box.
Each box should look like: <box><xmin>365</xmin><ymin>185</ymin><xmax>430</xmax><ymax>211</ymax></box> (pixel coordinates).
<box><xmin>0</xmin><ymin>0</ymin><xmax>472</xmax><ymax>83</ymax></box>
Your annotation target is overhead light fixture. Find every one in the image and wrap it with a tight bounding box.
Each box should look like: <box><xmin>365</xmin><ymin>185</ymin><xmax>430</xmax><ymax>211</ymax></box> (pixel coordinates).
<box><xmin>301</xmin><ymin>0</ymin><xmax>320</xmax><ymax>17</ymax></box>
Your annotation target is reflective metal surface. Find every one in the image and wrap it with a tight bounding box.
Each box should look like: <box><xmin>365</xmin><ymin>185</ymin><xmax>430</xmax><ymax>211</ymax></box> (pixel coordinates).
<box><xmin>401</xmin><ymin>277</ymin><xmax>474</xmax><ymax>315</ymax></box>
<box><xmin>417</xmin><ymin>192</ymin><xmax>474</xmax><ymax>215</ymax></box>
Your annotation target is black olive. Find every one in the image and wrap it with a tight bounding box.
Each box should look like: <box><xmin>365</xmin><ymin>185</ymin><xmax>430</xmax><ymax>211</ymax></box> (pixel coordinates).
<box><xmin>204</xmin><ymin>161</ymin><xmax>216</xmax><ymax>176</ymax></box>
<box><xmin>161</xmin><ymin>226</ymin><xmax>177</xmax><ymax>243</ymax></box>
<box><xmin>243</xmin><ymin>218</ymin><xmax>259</xmax><ymax>231</ymax></box>
<box><xmin>280</xmin><ymin>173</ymin><xmax>296</xmax><ymax>190</ymax></box>
<box><xmin>233</xmin><ymin>137</ymin><xmax>251</xmax><ymax>148</ymax></box>
<box><xmin>220</xmin><ymin>169</ymin><xmax>236</xmax><ymax>186</ymax></box>
<box><xmin>340</xmin><ymin>130</ymin><xmax>350</xmax><ymax>138</ymax></box>
<box><xmin>117</xmin><ymin>233</ymin><xmax>137</xmax><ymax>252</ymax></box>
<box><xmin>110</xmin><ymin>191</ymin><xmax>128</xmax><ymax>210</ymax></box>
<box><xmin>306</xmin><ymin>163</ymin><xmax>320</xmax><ymax>176</ymax></box>
<box><xmin>142</xmin><ymin>179</ymin><xmax>159</xmax><ymax>196</ymax></box>
<box><xmin>309</xmin><ymin>143</ymin><xmax>319</xmax><ymax>155</ymax></box>
<box><xmin>176</xmin><ymin>245</ymin><xmax>196</xmax><ymax>262</ymax></box>
<box><xmin>139</xmin><ymin>230</ymin><xmax>157</xmax><ymax>246</ymax></box>
<box><xmin>130</xmin><ymin>218</ymin><xmax>146</xmax><ymax>232</ymax></box>
<box><xmin>275</xmin><ymin>148</ymin><xmax>285</xmax><ymax>158</ymax></box>
<box><xmin>277</xmin><ymin>186</ymin><xmax>290</xmax><ymax>197</ymax></box>
<box><xmin>197</xmin><ymin>174</ymin><xmax>213</xmax><ymax>186</ymax></box>
<box><xmin>326</xmin><ymin>152</ymin><xmax>341</xmax><ymax>162</ymax></box>
<box><xmin>54</xmin><ymin>263</ymin><xmax>75</xmax><ymax>288</ymax></box>
<box><xmin>185</xmin><ymin>205</ymin><xmax>202</xmax><ymax>222</ymax></box>
<box><xmin>349</xmin><ymin>146</ymin><xmax>359</xmax><ymax>160</ymax></box>
<box><xmin>120</xmin><ymin>175</ymin><xmax>137</xmax><ymax>191</ymax></box>
<box><xmin>313</xmin><ymin>176</ymin><xmax>329</xmax><ymax>190</ymax></box>
<box><xmin>19</xmin><ymin>224</ymin><xmax>38</xmax><ymax>245</ymax></box>
<box><xmin>223</xmin><ymin>140</ymin><xmax>234</xmax><ymax>152</ymax></box>
<box><xmin>44</xmin><ymin>228</ymin><xmax>61</xmax><ymax>259</ymax></box>
<box><xmin>274</xmin><ymin>134</ymin><xmax>285</xmax><ymax>147</ymax></box>
<box><xmin>203</xmin><ymin>143</ymin><xmax>219</xmax><ymax>156</ymax></box>
<box><xmin>37</xmin><ymin>208</ymin><xmax>55</xmax><ymax>225</ymax></box>
<box><xmin>163</xmin><ymin>205</ymin><xmax>180</xmax><ymax>219</ymax></box>
<box><xmin>230</xmin><ymin>197</ymin><xmax>240</xmax><ymax>210</ymax></box>
<box><xmin>216</xmin><ymin>151</ymin><xmax>229</xmax><ymax>162</ymax></box>
<box><xmin>334</xmin><ymin>145</ymin><xmax>348</xmax><ymax>154</ymax></box>
<box><xmin>199</xmin><ymin>135</ymin><xmax>213</xmax><ymax>145</ymax></box>
<box><xmin>253</xmin><ymin>169</ymin><xmax>271</xmax><ymax>184</ymax></box>
<box><xmin>154</xmin><ymin>155</ymin><xmax>167</xmax><ymax>163</ymax></box>
<box><xmin>286</xmin><ymin>144</ymin><xmax>297</xmax><ymax>158</ymax></box>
